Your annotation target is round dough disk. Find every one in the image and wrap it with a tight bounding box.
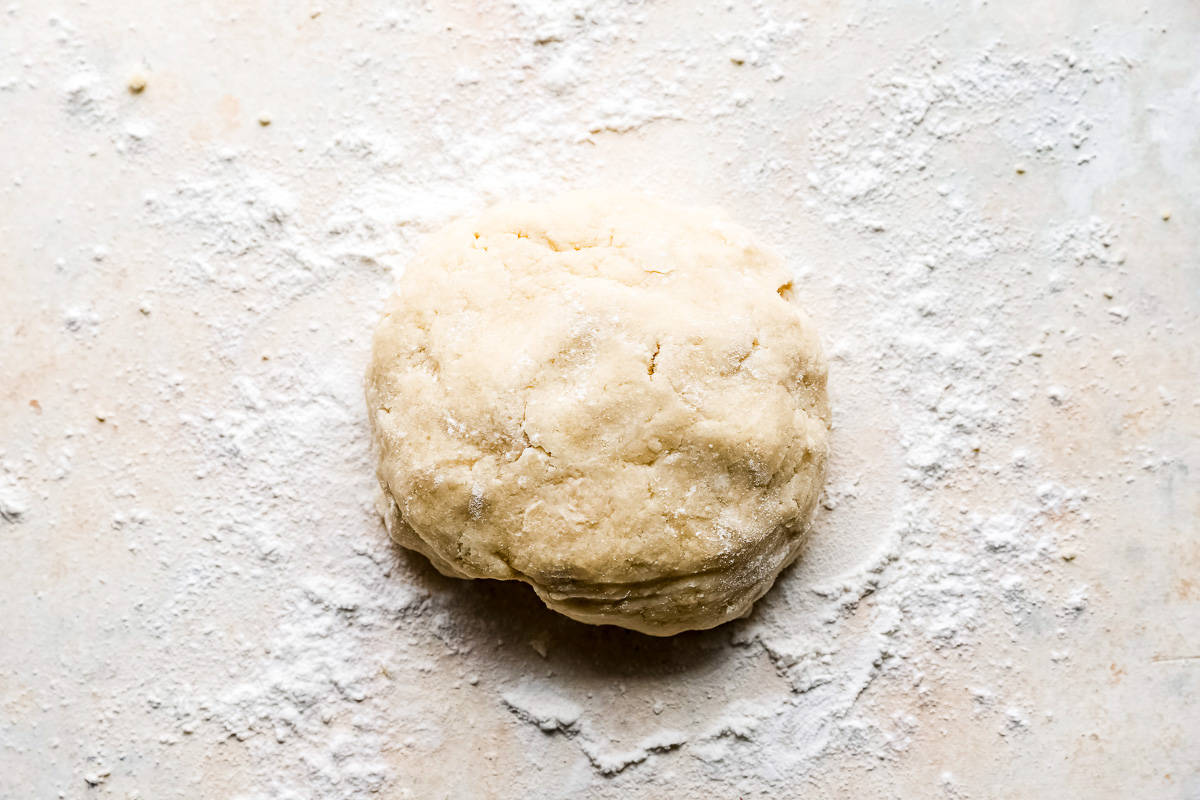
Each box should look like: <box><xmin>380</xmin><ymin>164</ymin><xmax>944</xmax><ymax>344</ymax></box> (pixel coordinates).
<box><xmin>366</xmin><ymin>192</ymin><xmax>830</xmax><ymax>635</ymax></box>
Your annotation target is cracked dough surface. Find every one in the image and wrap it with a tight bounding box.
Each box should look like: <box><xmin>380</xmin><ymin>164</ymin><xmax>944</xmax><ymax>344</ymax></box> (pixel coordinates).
<box><xmin>366</xmin><ymin>192</ymin><xmax>830</xmax><ymax>635</ymax></box>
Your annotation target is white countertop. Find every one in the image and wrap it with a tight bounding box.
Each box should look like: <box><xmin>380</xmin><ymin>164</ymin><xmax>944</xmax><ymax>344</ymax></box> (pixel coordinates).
<box><xmin>1</xmin><ymin>1</ymin><xmax>1197</xmax><ymax>797</ymax></box>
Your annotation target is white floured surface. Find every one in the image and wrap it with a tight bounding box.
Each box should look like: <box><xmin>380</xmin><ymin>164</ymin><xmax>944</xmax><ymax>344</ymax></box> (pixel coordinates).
<box><xmin>1</xmin><ymin>1</ymin><xmax>1198</xmax><ymax>798</ymax></box>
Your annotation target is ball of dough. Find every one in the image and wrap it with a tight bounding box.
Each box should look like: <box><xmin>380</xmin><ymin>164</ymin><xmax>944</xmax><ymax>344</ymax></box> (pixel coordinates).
<box><xmin>366</xmin><ymin>192</ymin><xmax>830</xmax><ymax>635</ymax></box>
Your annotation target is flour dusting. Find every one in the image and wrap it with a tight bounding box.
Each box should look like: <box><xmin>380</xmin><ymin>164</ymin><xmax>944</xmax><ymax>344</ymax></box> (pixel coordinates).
<box><xmin>2</xmin><ymin>1</ymin><xmax>1198</xmax><ymax>798</ymax></box>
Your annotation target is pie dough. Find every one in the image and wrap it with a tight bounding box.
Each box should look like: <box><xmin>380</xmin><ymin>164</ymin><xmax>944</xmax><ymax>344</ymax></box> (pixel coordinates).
<box><xmin>366</xmin><ymin>192</ymin><xmax>830</xmax><ymax>635</ymax></box>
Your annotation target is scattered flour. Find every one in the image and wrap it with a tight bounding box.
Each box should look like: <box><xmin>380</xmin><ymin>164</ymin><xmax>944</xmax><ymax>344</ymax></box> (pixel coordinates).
<box><xmin>1</xmin><ymin>1</ymin><xmax>1196</xmax><ymax>798</ymax></box>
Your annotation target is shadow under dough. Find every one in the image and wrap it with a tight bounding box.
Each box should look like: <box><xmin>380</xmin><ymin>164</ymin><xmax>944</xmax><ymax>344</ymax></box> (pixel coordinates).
<box><xmin>389</xmin><ymin>538</ymin><xmax>748</xmax><ymax>680</ymax></box>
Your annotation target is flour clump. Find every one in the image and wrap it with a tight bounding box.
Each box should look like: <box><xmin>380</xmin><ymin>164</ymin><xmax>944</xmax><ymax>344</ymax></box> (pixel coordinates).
<box><xmin>366</xmin><ymin>192</ymin><xmax>830</xmax><ymax>635</ymax></box>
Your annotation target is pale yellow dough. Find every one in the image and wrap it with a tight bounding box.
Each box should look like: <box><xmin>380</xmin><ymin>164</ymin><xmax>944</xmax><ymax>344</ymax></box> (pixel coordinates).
<box><xmin>366</xmin><ymin>193</ymin><xmax>830</xmax><ymax>635</ymax></box>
